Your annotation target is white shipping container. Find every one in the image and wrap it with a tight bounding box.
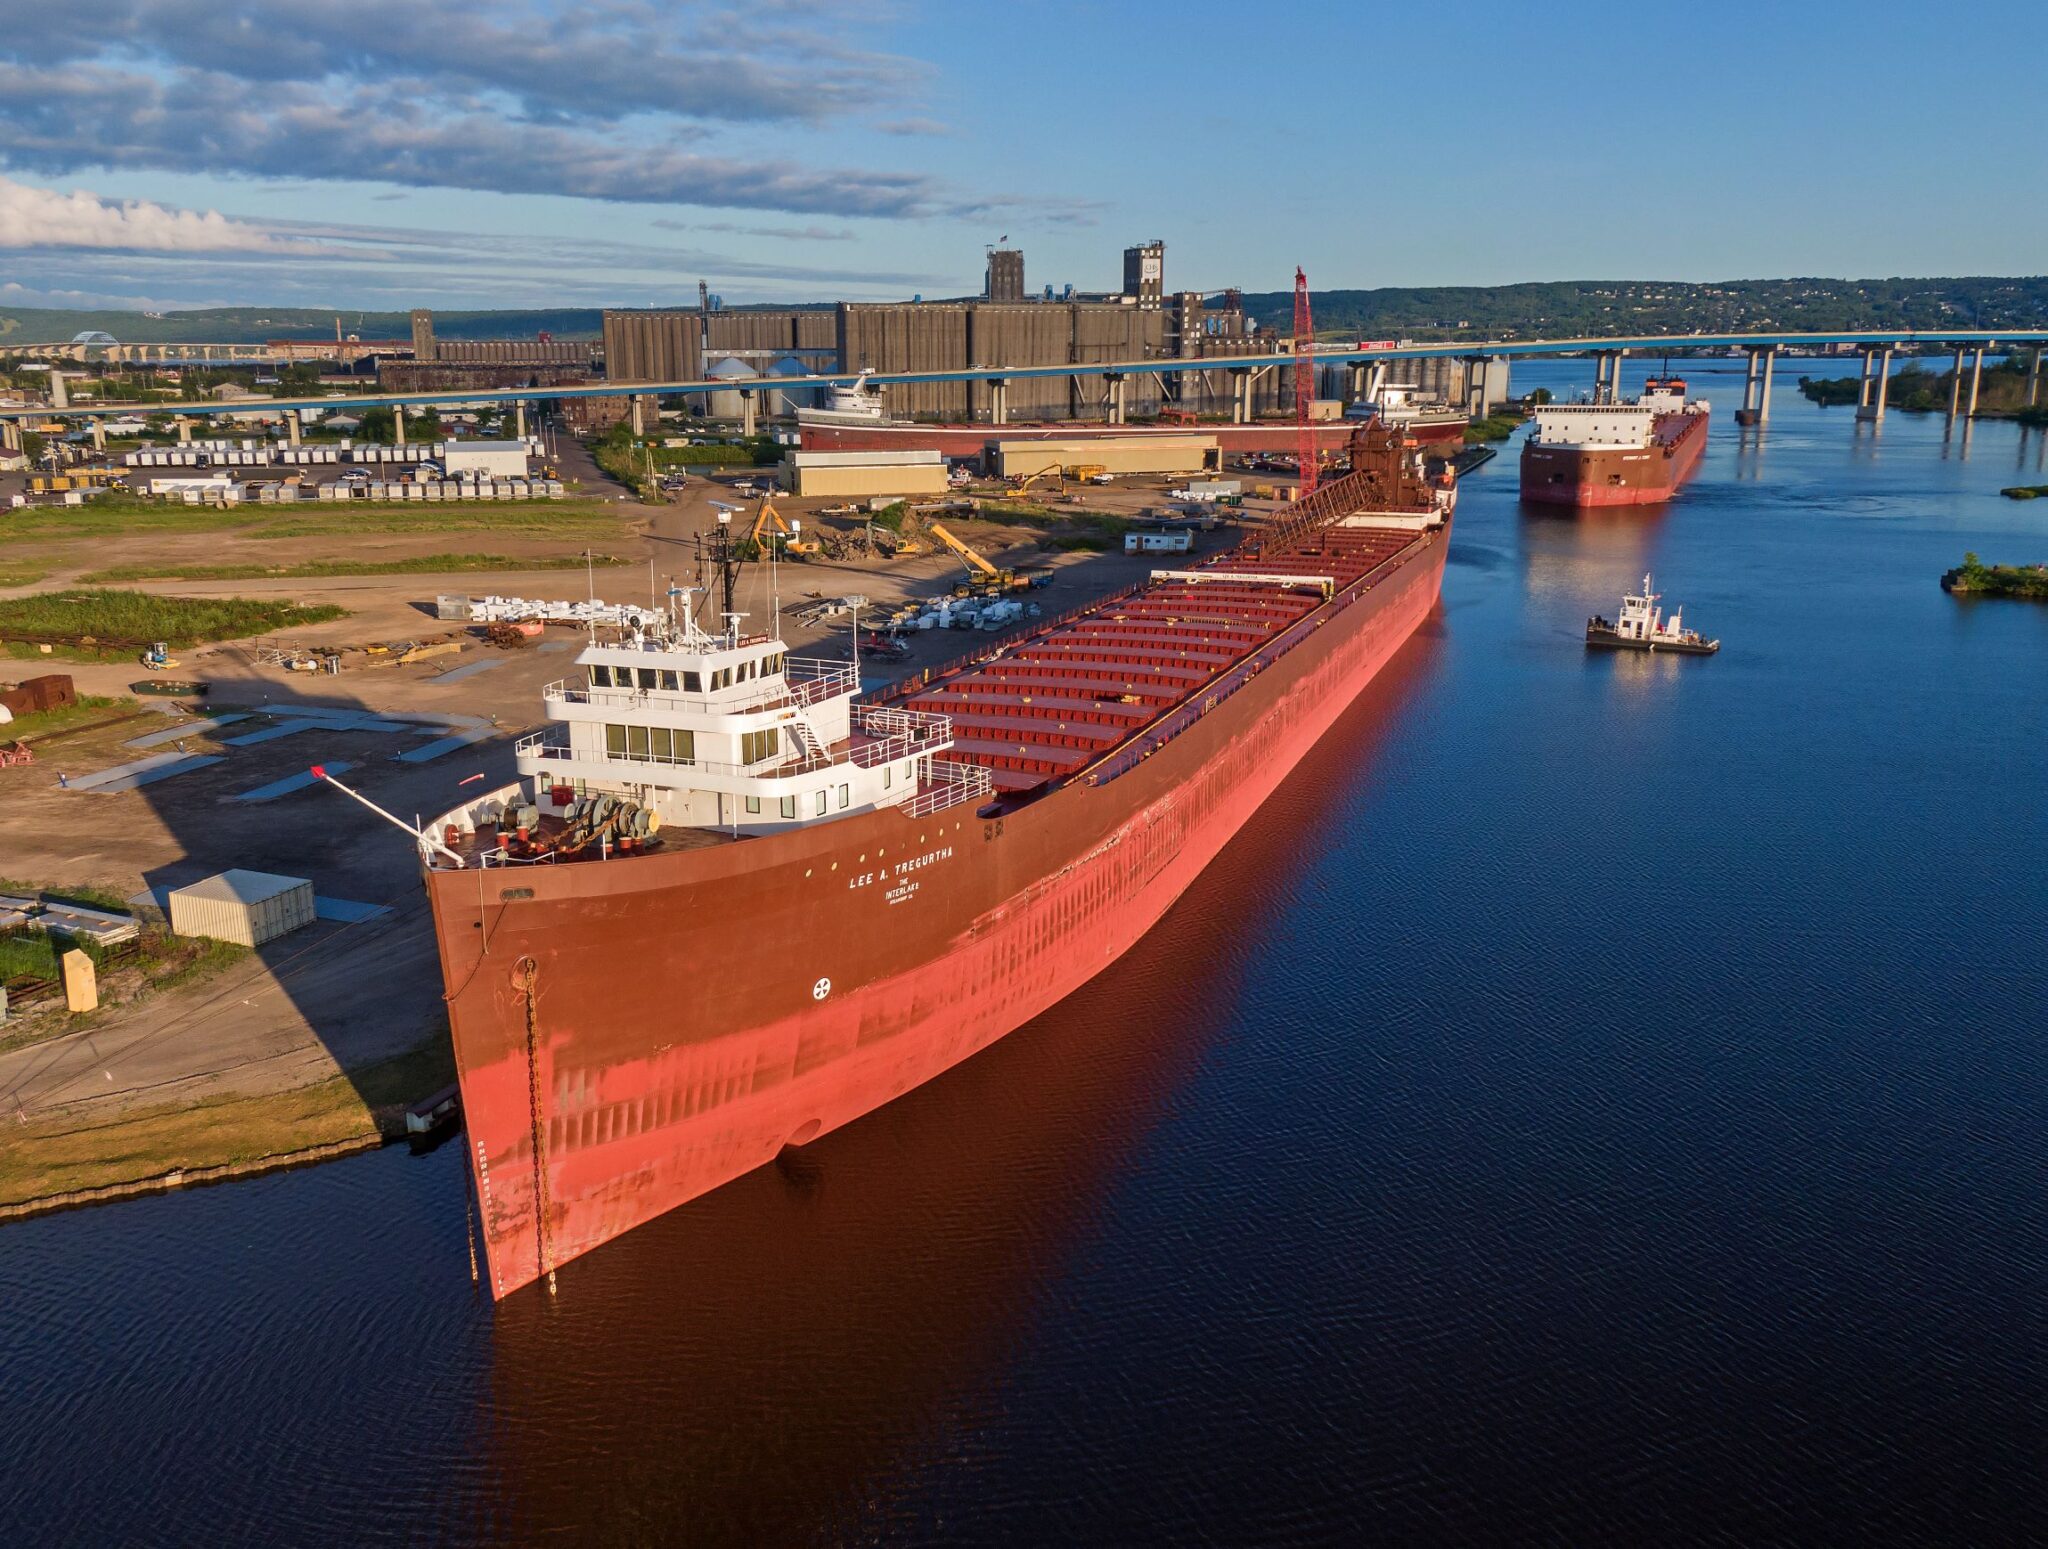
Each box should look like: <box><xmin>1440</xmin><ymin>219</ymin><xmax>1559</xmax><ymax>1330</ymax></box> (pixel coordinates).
<box><xmin>168</xmin><ymin>870</ymin><xmax>315</xmax><ymax>948</ymax></box>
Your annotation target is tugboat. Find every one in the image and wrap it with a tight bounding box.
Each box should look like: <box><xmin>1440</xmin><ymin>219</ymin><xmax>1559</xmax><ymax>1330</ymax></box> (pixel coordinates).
<box><xmin>1586</xmin><ymin>574</ymin><xmax>1719</xmax><ymax>655</ymax></box>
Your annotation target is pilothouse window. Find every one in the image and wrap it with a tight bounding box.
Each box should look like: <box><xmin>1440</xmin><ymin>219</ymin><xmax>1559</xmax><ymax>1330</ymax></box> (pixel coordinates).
<box><xmin>683</xmin><ymin>671</ymin><xmax>702</xmax><ymax>693</ymax></box>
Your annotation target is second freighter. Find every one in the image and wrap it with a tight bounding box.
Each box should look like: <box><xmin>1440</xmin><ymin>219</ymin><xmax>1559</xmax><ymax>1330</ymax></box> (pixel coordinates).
<box><xmin>1520</xmin><ymin>376</ymin><xmax>1709</xmax><ymax>507</ymax></box>
<box><xmin>411</xmin><ymin>421</ymin><xmax>1453</xmax><ymax>1298</ymax></box>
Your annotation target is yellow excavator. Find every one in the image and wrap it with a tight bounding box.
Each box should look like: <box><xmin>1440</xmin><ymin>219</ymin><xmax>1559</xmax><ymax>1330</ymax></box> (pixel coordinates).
<box><xmin>745</xmin><ymin>497</ymin><xmax>820</xmax><ymax>559</ymax></box>
<box><xmin>1013</xmin><ymin>463</ymin><xmax>1065</xmax><ymax>498</ymax></box>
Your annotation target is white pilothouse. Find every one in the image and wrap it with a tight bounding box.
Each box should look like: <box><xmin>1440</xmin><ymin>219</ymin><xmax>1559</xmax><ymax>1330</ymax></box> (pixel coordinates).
<box><xmin>401</xmin><ymin>578</ymin><xmax>989</xmax><ymax>869</ymax></box>
<box><xmin>1585</xmin><ymin>574</ymin><xmax>1720</xmax><ymax>655</ymax></box>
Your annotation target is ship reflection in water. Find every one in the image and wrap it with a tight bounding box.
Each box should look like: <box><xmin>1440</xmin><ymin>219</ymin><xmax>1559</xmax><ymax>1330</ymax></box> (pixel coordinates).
<box><xmin>476</xmin><ymin>638</ymin><xmax>1439</xmax><ymax>1543</ymax></box>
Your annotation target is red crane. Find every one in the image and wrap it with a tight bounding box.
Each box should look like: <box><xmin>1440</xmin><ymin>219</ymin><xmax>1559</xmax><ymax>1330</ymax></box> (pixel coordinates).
<box><xmin>1292</xmin><ymin>266</ymin><xmax>1318</xmax><ymax>496</ymax></box>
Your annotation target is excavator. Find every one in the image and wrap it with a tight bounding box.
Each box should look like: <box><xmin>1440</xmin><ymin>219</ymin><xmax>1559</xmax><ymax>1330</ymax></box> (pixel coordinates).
<box><xmin>929</xmin><ymin>522</ymin><xmax>1052</xmax><ymax>597</ymax></box>
<box><xmin>1012</xmin><ymin>463</ymin><xmax>1065</xmax><ymax>499</ymax></box>
<box><xmin>743</xmin><ymin>497</ymin><xmax>820</xmax><ymax>559</ymax></box>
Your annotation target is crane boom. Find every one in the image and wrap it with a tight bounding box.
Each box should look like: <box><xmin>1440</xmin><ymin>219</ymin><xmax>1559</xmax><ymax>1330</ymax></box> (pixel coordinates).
<box><xmin>928</xmin><ymin>522</ymin><xmax>1000</xmax><ymax>577</ymax></box>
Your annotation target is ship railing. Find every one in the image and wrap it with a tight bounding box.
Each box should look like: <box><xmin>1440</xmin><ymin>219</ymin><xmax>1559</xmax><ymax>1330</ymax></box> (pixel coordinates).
<box><xmin>476</xmin><ymin>847</ymin><xmax>558</xmax><ymax>869</ymax></box>
<box><xmin>904</xmin><ymin>758</ymin><xmax>993</xmax><ymax>817</ymax></box>
<box><xmin>850</xmin><ymin>705</ymin><xmax>953</xmax><ymax>768</ymax></box>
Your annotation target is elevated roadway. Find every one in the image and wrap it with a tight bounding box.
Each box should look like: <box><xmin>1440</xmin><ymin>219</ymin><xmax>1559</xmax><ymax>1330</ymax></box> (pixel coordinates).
<box><xmin>4</xmin><ymin>329</ymin><xmax>2043</xmax><ymax>431</ymax></box>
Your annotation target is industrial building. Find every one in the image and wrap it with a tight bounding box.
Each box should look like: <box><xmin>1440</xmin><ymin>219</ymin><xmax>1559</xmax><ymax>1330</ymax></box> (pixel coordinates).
<box><xmin>988</xmin><ymin>434</ymin><xmax>1218</xmax><ymax>479</ymax></box>
<box><xmin>596</xmin><ymin>238</ymin><xmax>1325</xmax><ymax>427</ymax></box>
<box><xmin>779</xmin><ymin>449</ymin><xmax>949</xmax><ymax>499</ymax></box>
<box><xmin>442</xmin><ymin>439</ymin><xmax>531</xmax><ymax>479</ymax></box>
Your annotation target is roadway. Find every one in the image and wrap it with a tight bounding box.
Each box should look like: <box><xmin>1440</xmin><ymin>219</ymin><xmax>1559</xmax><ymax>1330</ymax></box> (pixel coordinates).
<box><xmin>6</xmin><ymin>329</ymin><xmax>2045</xmax><ymax>426</ymax></box>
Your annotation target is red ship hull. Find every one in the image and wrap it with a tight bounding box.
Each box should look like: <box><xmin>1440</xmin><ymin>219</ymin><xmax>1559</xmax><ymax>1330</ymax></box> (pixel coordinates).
<box><xmin>798</xmin><ymin>417</ymin><xmax>1463</xmax><ymax>460</ymax></box>
<box><xmin>1519</xmin><ymin>408</ymin><xmax>1709</xmax><ymax>507</ymax></box>
<box><xmin>430</xmin><ymin>502</ymin><xmax>1449</xmax><ymax>1300</ymax></box>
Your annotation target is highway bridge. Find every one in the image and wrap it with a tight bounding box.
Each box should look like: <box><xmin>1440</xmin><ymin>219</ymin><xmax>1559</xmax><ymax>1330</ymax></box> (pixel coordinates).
<box><xmin>4</xmin><ymin>330</ymin><xmax>2043</xmax><ymax>451</ymax></box>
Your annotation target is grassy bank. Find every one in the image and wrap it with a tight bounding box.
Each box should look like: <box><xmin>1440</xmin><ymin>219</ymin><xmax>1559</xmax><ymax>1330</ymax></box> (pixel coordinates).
<box><xmin>77</xmin><ymin>551</ymin><xmax>626</xmax><ymax>584</ymax></box>
<box><xmin>0</xmin><ymin>1031</ymin><xmax>455</xmax><ymax>1208</ymax></box>
<box><xmin>3</xmin><ymin>495</ymin><xmax>630</xmax><ymax>543</ymax></box>
<box><xmin>2002</xmin><ymin>485</ymin><xmax>2048</xmax><ymax>500</ymax></box>
<box><xmin>0</xmin><ymin>565</ymin><xmax>49</xmax><ymax>589</ymax></box>
<box><xmin>0</xmin><ymin>588</ymin><xmax>344</xmax><ymax>649</ymax></box>
<box><xmin>0</xmin><ymin>694</ymin><xmax>132</xmax><ymax>741</ymax></box>
<box><xmin>1465</xmin><ymin>412</ymin><xmax>1525</xmax><ymax>443</ymax></box>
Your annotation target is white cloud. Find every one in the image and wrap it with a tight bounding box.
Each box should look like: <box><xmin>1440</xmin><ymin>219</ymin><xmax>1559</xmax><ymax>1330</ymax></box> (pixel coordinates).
<box><xmin>0</xmin><ymin>173</ymin><xmax>332</xmax><ymax>254</ymax></box>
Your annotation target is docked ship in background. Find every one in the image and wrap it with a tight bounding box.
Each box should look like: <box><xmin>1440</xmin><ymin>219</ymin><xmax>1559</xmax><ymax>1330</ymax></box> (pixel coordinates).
<box><xmin>416</xmin><ymin>420</ymin><xmax>1455</xmax><ymax>1298</ymax></box>
<box><xmin>798</xmin><ymin>370</ymin><xmax>1400</xmax><ymax>464</ymax></box>
<box><xmin>1342</xmin><ymin>383</ymin><xmax>1468</xmax><ymax>448</ymax></box>
<box><xmin>1520</xmin><ymin>377</ymin><xmax>1709</xmax><ymax>507</ymax></box>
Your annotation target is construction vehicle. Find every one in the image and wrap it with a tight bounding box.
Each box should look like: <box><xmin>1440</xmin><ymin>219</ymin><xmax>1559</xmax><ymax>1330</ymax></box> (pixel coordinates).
<box><xmin>928</xmin><ymin>523</ymin><xmax>1053</xmax><ymax>597</ymax></box>
<box><xmin>743</xmin><ymin>497</ymin><xmax>820</xmax><ymax>559</ymax></box>
<box><xmin>1063</xmin><ymin>463</ymin><xmax>1109</xmax><ymax>483</ymax></box>
<box><xmin>140</xmin><ymin>641</ymin><xmax>178</xmax><ymax>672</ymax></box>
<box><xmin>1011</xmin><ymin>464</ymin><xmax>1065</xmax><ymax>499</ymax></box>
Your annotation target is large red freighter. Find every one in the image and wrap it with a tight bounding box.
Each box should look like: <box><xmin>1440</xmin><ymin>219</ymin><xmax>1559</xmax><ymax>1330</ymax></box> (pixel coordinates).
<box><xmin>1519</xmin><ymin>376</ymin><xmax>1710</xmax><ymax>507</ymax></box>
<box><xmin>420</xmin><ymin>421</ymin><xmax>1453</xmax><ymax>1298</ymax></box>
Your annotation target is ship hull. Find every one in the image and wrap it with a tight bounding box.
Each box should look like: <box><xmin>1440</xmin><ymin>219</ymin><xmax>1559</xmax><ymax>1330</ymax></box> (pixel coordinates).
<box><xmin>430</xmin><ymin>529</ymin><xmax>1448</xmax><ymax>1299</ymax></box>
<box><xmin>1519</xmin><ymin>410</ymin><xmax>1709</xmax><ymax>506</ymax></box>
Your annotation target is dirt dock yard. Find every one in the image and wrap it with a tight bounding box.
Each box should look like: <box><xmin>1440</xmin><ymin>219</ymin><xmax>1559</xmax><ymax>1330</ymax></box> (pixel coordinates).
<box><xmin>0</xmin><ymin>455</ymin><xmax>1261</xmax><ymax>1210</ymax></box>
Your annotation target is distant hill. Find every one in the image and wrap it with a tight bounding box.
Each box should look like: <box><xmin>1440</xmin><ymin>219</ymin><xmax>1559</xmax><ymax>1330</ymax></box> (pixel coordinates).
<box><xmin>4</xmin><ymin>276</ymin><xmax>2045</xmax><ymax>349</ymax></box>
<box><xmin>1236</xmin><ymin>277</ymin><xmax>2048</xmax><ymax>341</ymax></box>
<box><xmin>0</xmin><ymin>306</ymin><xmax>608</xmax><ymax>345</ymax></box>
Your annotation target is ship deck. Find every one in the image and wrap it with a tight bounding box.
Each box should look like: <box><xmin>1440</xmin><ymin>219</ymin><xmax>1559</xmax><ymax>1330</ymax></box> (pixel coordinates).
<box><xmin>885</xmin><ymin>506</ymin><xmax>1430</xmax><ymax>794</ymax></box>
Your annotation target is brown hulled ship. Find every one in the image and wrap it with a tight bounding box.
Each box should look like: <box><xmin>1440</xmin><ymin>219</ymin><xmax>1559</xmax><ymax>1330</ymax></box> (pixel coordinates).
<box><xmin>414</xmin><ymin>420</ymin><xmax>1455</xmax><ymax>1298</ymax></box>
<box><xmin>1521</xmin><ymin>376</ymin><xmax>1709</xmax><ymax>506</ymax></box>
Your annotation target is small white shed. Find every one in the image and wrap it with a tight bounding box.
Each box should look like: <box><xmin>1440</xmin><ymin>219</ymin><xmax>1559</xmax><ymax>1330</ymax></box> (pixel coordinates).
<box><xmin>442</xmin><ymin>439</ymin><xmax>530</xmax><ymax>479</ymax></box>
<box><xmin>168</xmin><ymin>870</ymin><xmax>316</xmax><ymax>947</ymax></box>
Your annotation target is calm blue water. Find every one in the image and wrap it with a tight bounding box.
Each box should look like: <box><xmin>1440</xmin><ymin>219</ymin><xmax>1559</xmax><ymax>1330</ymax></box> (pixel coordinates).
<box><xmin>8</xmin><ymin>364</ymin><xmax>2048</xmax><ymax>1546</ymax></box>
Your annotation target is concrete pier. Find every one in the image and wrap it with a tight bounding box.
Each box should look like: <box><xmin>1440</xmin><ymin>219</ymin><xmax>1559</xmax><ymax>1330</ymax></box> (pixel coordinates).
<box><xmin>2030</xmin><ymin>349</ymin><xmax>2042</xmax><ymax>408</ymax></box>
<box><xmin>176</xmin><ymin>416</ymin><xmax>192</xmax><ymax>445</ymax></box>
<box><xmin>1</xmin><ymin>420</ymin><xmax>20</xmax><ymax>453</ymax></box>
<box><xmin>988</xmin><ymin>378</ymin><xmax>1008</xmax><ymax>425</ymax></box>
<box><xmin>514</xmin><ymin>400</ymin><xmax>528</xmax><ymax>439</ymax></box>
<box><xmin>740</xmin><ymin>390</ymin><xmax>757</xmax><ymax>437</ymax></box>
<box><xmin>1947</xmin><ymin>346</ymin><xmax>1965</xmax><ymax>423</ymax></box>
<box><xmin>1367</xmin><ymin>360</ymin><xmax>1389</xmax><ymax>401</ymax></box>
<box><xmin>1593</xmin><ymin>349</ymin><xmax>1628</xmax><ymax>404</ymax></box>
<box><xmin>90</xmin><ymin>417</ymin><xmax>106</xmax><ymax>452</ymax></box>
<box><xmin>1228</xmin><ymin>368</ymin><xmax>1252</xmax><ymax>425</ymax></box>
<box><xmin>1105</xmin><ymin>373</ymin><xmax>1127</xmax><ymax>426</ymax></box>
<box><xmin>1857</xmin><ymin>347</ymin><xmax>1893</xmax><ymax>422</ymax></box>
<box><xmin>1758</xmin><ymin>346</ymin><xmax>1777</xmax><ymax>424</ymax></box>
<box><xmin>1966</xmin><ymin>347</ymin><xmax>1986</xmax><ymax>419</ymax></box>
<box><xmin>393</xmin><ymin>403</ymin><xmax>406</xmax><ymax>446</ymax></box>
<box><xmin>285</xmin><ymin>408</ymin><xmax>302</xmax><ymax>448</ymax></box>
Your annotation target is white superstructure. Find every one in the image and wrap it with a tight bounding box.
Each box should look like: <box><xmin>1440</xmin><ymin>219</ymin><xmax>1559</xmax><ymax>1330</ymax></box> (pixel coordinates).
<box><xmin>1530</xmin><ymin>377</ymin><xmax>1707</xmax><ymax>450</ymax></box>
<box><xmin>504</xmin><ymin>594</ymin><xmax>975</xmax><ymax>838</ymax></box>
<box><xmin>796</xmin><ymin>370</ymin><xmax>892</xmax><ymax>428</ymax></box>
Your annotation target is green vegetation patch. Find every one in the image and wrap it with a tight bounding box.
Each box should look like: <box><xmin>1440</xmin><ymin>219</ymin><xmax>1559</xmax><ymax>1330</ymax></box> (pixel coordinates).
<box><xmin>2001</xmin><ymin>485</ymin><xmax>2048</xmax><ymax>501</ymax></box>
<box><xmin>1943</xmin><ymin>552</ymin><xmax>2048</xmax><ymax>599</ymax></box>
<box><xmin>652</xmin><ymin>440</ymin><xmax>779</xmax><ymax>467</ymax></box>
<box><xmin>2</xmin><ymin>495</ymin><xmax>626</xmax><ymax>543</ymax></box>
<box><xmin>0</xmin><ymin>565</ymin><xmax>49</xmax><ymax>588</ymax></box>
<box><xmin>0</xmin><ymin>694</ymin><xmax>132</xmax><ymax>741</ymax></box>
<box><xmin>1464</xmin><ymin>412</ymin><xmax>1525</xmax><ymax>443</ymax></box>
<box><xmin>0</xmin><ymin>588</ymin><xmax>344</xmax><ymax>648</ymax></box>
<box><xmin>78</xmin><ymin>551</ymin><xmax>622</xmax><ymax>583</ymax></box>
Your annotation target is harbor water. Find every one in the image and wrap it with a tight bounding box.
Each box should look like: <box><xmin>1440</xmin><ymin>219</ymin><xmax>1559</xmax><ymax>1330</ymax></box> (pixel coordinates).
<box><xmin>7</xmin><ymin>362</ymin><xmax>2048</xmax><ymax>1545</ymax></box>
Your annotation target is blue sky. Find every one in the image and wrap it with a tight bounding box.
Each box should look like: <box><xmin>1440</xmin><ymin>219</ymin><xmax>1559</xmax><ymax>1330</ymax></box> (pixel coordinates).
<box><xmin>0</xmin><ymin>0</ymin><xmax>2042</xmax><ymax>312</ymax></box>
